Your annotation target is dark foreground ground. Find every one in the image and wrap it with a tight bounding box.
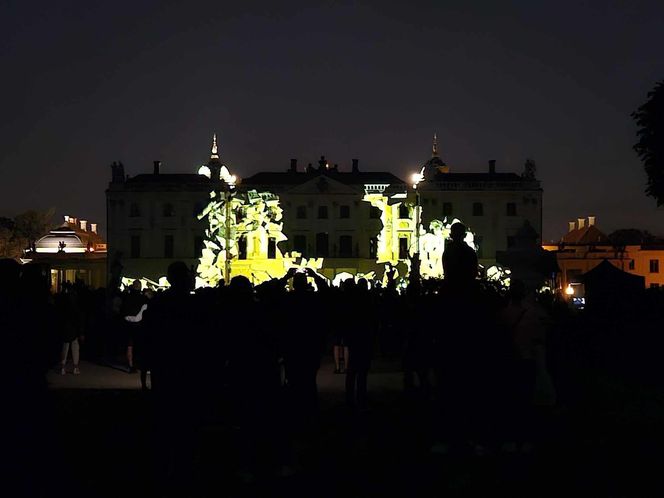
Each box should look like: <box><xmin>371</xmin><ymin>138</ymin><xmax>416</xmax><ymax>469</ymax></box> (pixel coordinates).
<box><xmin>44</xmin><ymin>356</ymin><xmax>664</xmax><ymax>498</ymax></box>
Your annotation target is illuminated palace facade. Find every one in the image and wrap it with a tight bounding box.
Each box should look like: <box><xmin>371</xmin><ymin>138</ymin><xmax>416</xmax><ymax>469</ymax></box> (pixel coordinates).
<box><xmin>106</xmin><ymin>137</ymin><xmax>543</xmax><ymax>283</ymax></box>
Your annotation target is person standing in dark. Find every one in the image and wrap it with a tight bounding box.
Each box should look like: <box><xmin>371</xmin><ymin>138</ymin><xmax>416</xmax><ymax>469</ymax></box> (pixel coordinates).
<box><xmin>344</xmin><ymin>278</ymin><xmax>376</xmax><ymax>410</ymax></box>
<box><xmin>142</xmin><ymin>262</ymin><xmax>200</xmax><ymax>496</ymax></box>
<box><xmin>121</xmin><ymin>279</ymin><xmax>145</xmax><ymax>373</ymax></box>
<box><xmin>442</xmin><ymin>222</ymin><xmax>478</xmax><ymax>291</ymax></box>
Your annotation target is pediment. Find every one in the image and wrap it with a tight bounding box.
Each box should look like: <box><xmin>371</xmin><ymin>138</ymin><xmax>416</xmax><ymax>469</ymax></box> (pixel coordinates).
<box><xmin>286</xmin><ymin>175</ymin><xmax>360</xmax><ymax>195</ymax></box>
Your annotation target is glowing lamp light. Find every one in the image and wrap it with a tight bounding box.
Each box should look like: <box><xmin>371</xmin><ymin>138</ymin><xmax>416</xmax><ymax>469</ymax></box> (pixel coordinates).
<box><xmin>565</xmin><ymin>284</ymin><xmax>574</xmax><ymax>296</ymax></box>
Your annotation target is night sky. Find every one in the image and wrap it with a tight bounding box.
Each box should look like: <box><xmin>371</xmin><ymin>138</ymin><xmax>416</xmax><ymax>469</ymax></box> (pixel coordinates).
<box><xmin>2</xmin><ymin>0</ymin><xmax>664</xmax><ymax>241</ymax></box>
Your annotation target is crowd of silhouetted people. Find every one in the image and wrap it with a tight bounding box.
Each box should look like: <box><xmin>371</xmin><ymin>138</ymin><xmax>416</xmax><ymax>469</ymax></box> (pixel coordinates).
<box><xmin>3</xmin><ymin>223</ymin><xmax>576</xmax><ymax>496</ymax></box>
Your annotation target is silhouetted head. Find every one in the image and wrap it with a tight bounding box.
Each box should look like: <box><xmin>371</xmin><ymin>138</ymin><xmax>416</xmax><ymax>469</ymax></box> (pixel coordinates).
<box><xmin>131</xmin><ymin>279</ymin><xmax>142</xmax><ymax>292</ymax></box>
<box><xmin>292</xmin><ymin>272</ymin><xmax>308</xmax><ymax>292</ymax></box>
<box><xmin>508</xmin><ymin>279</ymin><xmax>526</xmax><ymax>303</ymax></box>
<box><xmin>356</xmin><ymin>278</ymin><xmax>369</xmax><ymax>292</ymax></box>
<box><xmin>450</xmin><ymin>222</ymin><xmax>467</xmax><ymax>242</ymax></box>
<box><xmin>230</xmin><ymin>275</ymin><xmax>253</xmax><ymax>296</ymax></box>
<box><xmin>167</xmin><ymin>261</ymin><xmax>192</xmax><ymax>292</ymax></box>
<box><xmin>341</xmin><ymin>278</ymin><xmax>356</xmax><ymax>292</ymax></box>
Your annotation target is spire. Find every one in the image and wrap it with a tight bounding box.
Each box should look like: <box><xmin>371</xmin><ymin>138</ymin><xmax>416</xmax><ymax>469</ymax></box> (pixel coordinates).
<box><xmin>211</xmin><ymin>133</ymin><xmax>219</xmax><ymax>160</ymax></box>
<box><xmin>432</xmin><ymin>133</ymin><xmax>438</xmax><ymax>157</ymax></box>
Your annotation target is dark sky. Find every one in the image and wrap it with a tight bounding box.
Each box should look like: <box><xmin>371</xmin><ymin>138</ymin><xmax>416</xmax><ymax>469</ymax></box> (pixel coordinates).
<box><xmin>2</xmin><ymin>0</ymin><xmax>663</xmax><ymax>241</ymax></box>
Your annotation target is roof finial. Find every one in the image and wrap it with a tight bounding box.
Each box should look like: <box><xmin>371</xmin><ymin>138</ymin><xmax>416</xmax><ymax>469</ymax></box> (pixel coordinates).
<box><xmin>211</xmin><ymin>133</ymin><xmax>219</xmax><ymax>159</ymax></box>
<box><xmin>432</xmin><ymin>133</ymin><xmax>438</xmax><ymax>157</ymax></box>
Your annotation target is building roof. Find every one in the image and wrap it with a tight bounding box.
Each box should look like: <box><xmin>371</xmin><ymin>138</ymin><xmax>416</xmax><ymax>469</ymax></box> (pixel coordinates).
<box><xmin>125</xmin><ymin>174</ymin><xmax>210</xmax><ymax>184</ymax></box>
<box><xmin>240</xmin><ymin>170</ymin><xmax>406</xmax><ymax>187</ymax></box>
<box><xmin>561</xmin><ymin>225</ymin><xmax>610</xmax><ymax>245</ymax></box>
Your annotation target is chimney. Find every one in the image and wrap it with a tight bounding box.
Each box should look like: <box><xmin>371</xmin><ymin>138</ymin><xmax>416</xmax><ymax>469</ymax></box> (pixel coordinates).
<box><xmin>91</xmin><ymin>223</ymin><xmax>97</xmax><ymax>234</ymax></box>
<box><xmin>568</xmin><ymin>221</ymin><xmax>576</xmax><ymax>232</ymax></box>
<box><xmin>153</xmin><ymin>160</ymin><xmax>161</xmax><ymax>175</ymax></box>
<box><xmin>588</xmin><ymin>215</ymin><xmax>596</xmax><ymax>227</ymax></box>
<box><xmin>577</xmin><ymin>217</ymin><xmax>585</xmax><ymax>229</ymax></box>
<box><xmin>488</xmin><ymin>159</ymin><xmax>496</xmax><ymax>174</ymax></box>
<box><xmin>80</xmin><ymin>220</ymin><xmax>88</xmax><ymax>231</ymax></box>
<box><xmin>289</xmin><ymin>159</ymin><xmax>297</xmax><ymax>173</ymax></box>
<box><xmin>352</xmin><ymin>158</ymin><xmax>359</xmax><ymax>173</ymax></box>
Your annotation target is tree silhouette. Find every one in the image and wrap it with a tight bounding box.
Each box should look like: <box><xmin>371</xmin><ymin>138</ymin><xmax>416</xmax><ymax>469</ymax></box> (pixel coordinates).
<box><xmin>633</xmin><ymin>80</ymin><xmax>664</xmax><ymax>205</ymax></box>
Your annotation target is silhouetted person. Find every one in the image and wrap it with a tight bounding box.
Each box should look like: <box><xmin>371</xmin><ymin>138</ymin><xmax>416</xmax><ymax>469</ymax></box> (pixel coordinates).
<box><xmin>443</xmin><ymin>222</ymin><xmax>478</xmax><ymax>291</ymax></box>
<box><xmin>56</xmin><ymin>283</ymin><xmax>84</xmax><ymax>375</ymax></box>
<box><xmin>121</xmin><ymin>279</ymin><xmax>145</xmax><ymax>372</ymax></box>
<box><xmin>143</xmin><ymin>261</ymin><xmax>200</xmax><ymax>496</ymax></box>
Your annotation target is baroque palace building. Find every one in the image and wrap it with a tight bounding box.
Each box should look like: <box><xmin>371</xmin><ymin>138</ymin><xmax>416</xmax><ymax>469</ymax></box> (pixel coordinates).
<box><xmin>106</xmin><ymin>136</ymin><xmax>543</xmax><ymax>283</ymax></box>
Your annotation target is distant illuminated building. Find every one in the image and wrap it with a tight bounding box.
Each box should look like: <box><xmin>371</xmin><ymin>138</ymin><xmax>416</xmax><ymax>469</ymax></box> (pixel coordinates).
<box><xmin>25</xmin><ymin>216</ymin><xmax>107</xmax><ymax>290</ymax></box>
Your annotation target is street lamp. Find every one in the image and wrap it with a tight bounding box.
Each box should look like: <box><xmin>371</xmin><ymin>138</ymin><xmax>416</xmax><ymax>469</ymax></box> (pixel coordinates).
<box><xmin>410</xmin><ymin>167</ymin><xmax>425</xmax><ymax>279</ymax></box>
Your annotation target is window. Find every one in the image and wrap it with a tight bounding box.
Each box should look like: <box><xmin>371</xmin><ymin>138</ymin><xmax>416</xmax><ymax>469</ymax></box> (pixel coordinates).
<box><xmin>316</xmin><ymin>232</ymin><xmax>329</xmax><ymax>257</ymax></box>
<box><xmin>650</xmin><ymin>283</ymin><xmax>660</xmax><ymax>289</ymax></box>
<box><xmin>369</xmin><ymin>206</ymin><xmax>381</xmax><ymax>219</ymax></box>
<box><xmin>472</xmin><ymin>202</ymin><xmax>483</xmax><ymax>216</ymax></box>
<box><xmin>339</xmin><ymin>205</ymin><xmax>350</xmax><ymax>219</ymax></box>
<box><xmin>369</xmin><ymin>237</ymin><xmax>377</xmax><ymax>259</ymax></box>
<box><xmin>294</xmin><ymin>235</ymin><xmax>307</xmax><ymax>255</ymax></box>
<box><xmin>130</xmin><ymin>235</ymin><xmax>141</xmax><ymax>258</ymax></box>
<box><xmin>398</xmin><ymin>204</ymin><xmax>409</xmax><ymax>219</ymax></box>
<box><xmin>318</xmin><ymin>206</ymin><xmax>328</xmax><ymax>219</ymax></box>
<box><xmin>163</xmin><ymin>203</ymin><xmax>175</xmax><ymax>217</ymax></box>
<box><xmin>339</xmin><ymin>235</ymin><xmax>352</xmax><ymax>258</ymax></box>
<box><xmin>129</xmin><ymin>202</ymin><xmax>141</xmax><ymax>217</ymax></box>
<box><xmin>296</xmin><ymin>206</ymin><xmax>307</xmax><ymax>219</ymax></box>
<box><xmin>399</xmin><ymin>237</ymin><xmax>409</xmax><ymax>259</ymax></box>
<box><xmin>268</xmin><ymin>237</ymin><xmax>276</xmax><ymax>259</ymax></box>
<box><xmin>443</xmin><ymin>202</ymin><xmax>453</xmax><ymax>216</ymax></box>
<box><xmin>507</xmin><ymin>236</ymin><xmax>516</xmax><ymax>249</ymax></box>
<box><xmin>238</xmin><ymin>236</ymin><xmax>247</xmax><ymax>260</ymax></box>
<box><xmin>475</xmin><ymin>236</ymin><xmax>483</xmax><ymax>259</ymax></box>
<box><xmin>629</xmin><ymin>260</ymin><xmax>635</xmax><ymax>270</ymax></box>
<box><xmin>650</xmin><ymin>259</ymin><xmax>659</xmax><ymax>273</ymax></box>
<box><xmin>235</xmin><ymin>208</ymin><xmax>245</xmax><ymax>223</ymax></box>
<box><xmin>506</xmin><ymin>202</ymin><xmax>517</xmax><ymax>216</ymax></box>
<box><xmin>194</xmin><ymin>236</ymin><xmax>204</xmax><ymax>257</ymax></box>
<box><xmin>164</xmin><ymin>235</ymin><xmax>174</xmax><ymax>258</ymax></box>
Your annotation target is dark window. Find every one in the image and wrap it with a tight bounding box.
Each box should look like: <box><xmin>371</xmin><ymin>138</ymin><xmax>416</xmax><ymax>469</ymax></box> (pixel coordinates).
<box><xmin>369</xmin><ymin>237</ymin><xmax>377</xmax><ymax>259</ymax></box>
<box><xmin>194</xmin><ymin>236</ymin><xmax>204</xmax><ymax>258</ymax></box>
<box><xmin>294</xmin><ymin>235</ymin><xmax>307</xmax><ymax>255</ymax></box>
<box><xmin>296</xmin><ymin>206</ymin><xmax>307</xmax><ymax>219</ymax></box>
<box><xmin>443</xmin><ymin>202</ymin><xmax>453</xmax><ymax>216</ymax></box>
<box><xmin>475</xmin><ymin>236</ymin><xmax>483</xmax><ymax>259</ymax></box>
<box><xmin>629</xmin><ymin>260</ymin><xmax>635</xmax><ymax>270</ymax></box>
<box><xmin>650</xmin><ymin>259</ymin><xmax>659</xmax><ymax>273</ymax></box>
<box><xmin>399</xmin><ymin>204</ymin><xmax>409</xmax><ymax>219</ymax></box>
<box><xmin>369</xmin><ymin>206</ymin><xmax>381</xmax><ymax>219</ymax></box>
<box><xmin>472</xmin><ymin>202</ymin><xmax>483</xmax><ymax>216</ymax></box>
<box><xmin>163</xmin><ymin>203</ymin><xmax>175</xmax><ymax>217</ymax></box>
<box><xmin>268</xmin><ymin>237</ymin><xmax>276</xmax><ymax>259</ymax></box>
<box><xmin>339</xmin><ymin>205</ymin><xmax>350</xmax><ymax>219</ymax></box>
<box><xmin>399</xmin><ymin>237</ymin><xmax>409</xmax><ymax>259</ymax></box>
<box><xmin>164</xmin><ymin>235</ymin><xmax>174</xmax><ymax>258</ymax></box>
<box><xmin>506</xmin><ymin>202</ymin><xmax>517</xmax><ymax>216</ymax></box>
<box><xmin>193</xmin><ymin>201</ymin><xmax>205</xmax><ymax>217</ymax></box>
<box><xmin>315</xmin><ymin>232</ymin><xmax>329</xmax><ymax>257</ymax></box>
<box><xmin>129</xmin><ymin>202</ymin><xmax>141</xmax><ymax>217</ymax></box>
<box><xmin>650</xmin><ymin>283</ymin><xmax>660</xmax><ymax>289</ymax></box>
<box><xmin>238</xmin><ymin>236</ymin><xmax>247</xmax><ymax>260</ymax></box>
<box><xmin>507</xmin><ymin>236</ymin><xmax>516</xmax><ymax>249</ymax></box>
<box><xmin>318</xmin><ymin>206</ymin><xmax>328</xmax><ymax>219</ymax></box>
<box><xmin>130</xmin><ymin>235</ymin><xmax>141</xmax><ymax>258</ymax></box>
<box><xmin>339</xmin><ymin>235</ymin><xmax>352</xmax><ymax>257</ymax></box>
<box><xmin>235</xmin><ymin>208</ymin><xmax>245</xmax><ymax>223</ymax></box>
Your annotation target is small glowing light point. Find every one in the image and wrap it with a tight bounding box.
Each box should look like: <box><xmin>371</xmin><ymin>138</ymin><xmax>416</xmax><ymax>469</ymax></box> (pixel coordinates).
<box><xmin>565</xmin><ymin>284</ymin><xmax>574</xmax><ymax>296</ymax></box>
<box><xmin>211</xmin><ymin>133</ymin><xmax>219</xmax><ymax>159</ymax></box>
